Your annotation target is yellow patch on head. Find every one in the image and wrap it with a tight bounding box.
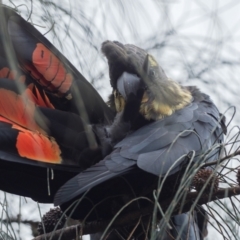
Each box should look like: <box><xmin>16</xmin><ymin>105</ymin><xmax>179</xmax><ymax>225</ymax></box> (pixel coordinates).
<box><xmin>153</xmin><ymin>102</ymin><xmax>173</xmax><ymax>116</ymax></box>
<box><xmin>140</xmin><ymin>100</ymin><xmax>173</xmax><ymax>120</ymax></box>
<box><xmin>141</xmin><ymin>92</ymin><xmax>149</xmax><ymax>103</ymax></box>
<box><xmin>114</xmin><ymin>90</ymin><xmax>125</xmax><ymax>112</ymax></box>
<box><xmin>148</xmin><ymin>55</ymin><xmax>158</xmax><ymax>67</ymax></box>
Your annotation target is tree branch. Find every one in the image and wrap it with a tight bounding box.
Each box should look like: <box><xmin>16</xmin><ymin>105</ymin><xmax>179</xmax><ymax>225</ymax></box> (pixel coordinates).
<box><xmin>202</xmin><ymin>150</ymin><xmax>240</xmax><ymax>168</ymax></box>
<box><xmin>33</xmin><ymin>186</ymin><xmax>240</xmax><ymax>240</ymax></box>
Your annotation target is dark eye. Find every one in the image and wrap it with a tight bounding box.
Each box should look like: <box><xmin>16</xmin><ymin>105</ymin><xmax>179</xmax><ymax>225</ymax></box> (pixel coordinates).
<box><xmin>149</xmin><ymin>70</ymin><xmax>155</xmax><ymax>77</ymax></box>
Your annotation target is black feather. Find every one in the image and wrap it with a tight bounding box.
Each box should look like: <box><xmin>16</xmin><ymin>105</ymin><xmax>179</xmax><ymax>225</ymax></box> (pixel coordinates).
<box><xmin>54</xmin><ymin>86</ymin><xmax>225</xmax><ymax>206</ymax></box>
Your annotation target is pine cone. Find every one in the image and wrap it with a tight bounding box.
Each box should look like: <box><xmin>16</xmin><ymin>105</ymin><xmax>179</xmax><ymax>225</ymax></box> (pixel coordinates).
<box><xmin>37</xmin><ymin>207</ymin><xmax>66</xmax><ymax>235</ymax></box>
<box><xmin>237</xmin><ymin>169</ymin><xmax>240</xmax><ymax>186</ymax></box>
<box><xmin>193</xmin><ymin>169</ymin><xmax>219</xmax><ymax>195</ymax></box>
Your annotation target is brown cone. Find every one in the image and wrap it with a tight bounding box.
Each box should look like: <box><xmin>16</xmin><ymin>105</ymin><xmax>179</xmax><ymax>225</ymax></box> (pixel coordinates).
<box><xmin>193</xmin><ymin>169</ymin><xmax>219</xmax><ymax>195</ymax></box>
<box><xmin>37</xmin><ymin>207</ymin><xmax>67</xmax><ymax>235</ymax></box>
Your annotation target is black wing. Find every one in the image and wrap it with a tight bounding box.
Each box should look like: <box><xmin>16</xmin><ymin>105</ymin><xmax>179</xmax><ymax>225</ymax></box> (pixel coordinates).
<box><xmin>54</xmin><ymin>90</ymin><xmax>224</xmax><ymax>205</ymax></box>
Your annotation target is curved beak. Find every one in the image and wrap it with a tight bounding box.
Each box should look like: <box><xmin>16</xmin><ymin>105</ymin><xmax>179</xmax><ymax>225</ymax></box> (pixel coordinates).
<box><xmin>116</xmin><ymin>72</ymin><xmax>142</xmax><ymax>99</ymax></box>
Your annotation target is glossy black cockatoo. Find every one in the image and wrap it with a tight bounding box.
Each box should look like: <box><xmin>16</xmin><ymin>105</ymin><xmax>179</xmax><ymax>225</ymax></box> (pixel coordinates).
<box><xmin>54</xmin><ymin>41</ymin><xmax>226</xmax><ymax>239</ymax></box>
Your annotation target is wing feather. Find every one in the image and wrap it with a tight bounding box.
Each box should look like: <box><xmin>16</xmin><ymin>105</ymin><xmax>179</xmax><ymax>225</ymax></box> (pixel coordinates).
<box><xmin>54</xmin><ymin>92</ymin><xmax>225</xmax><ymax>205</ymax></box>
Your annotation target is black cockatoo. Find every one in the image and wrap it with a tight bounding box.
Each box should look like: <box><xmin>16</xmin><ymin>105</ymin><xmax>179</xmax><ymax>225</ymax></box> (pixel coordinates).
<box><xmin>0</xmin><ymin>5</ymin><xmax>114</xmax><ymax>203</ymax></box>
<box><xmin>54</xmin><ymin>41</ymin><xmax>226</xmax><ymax>239</ymax></box>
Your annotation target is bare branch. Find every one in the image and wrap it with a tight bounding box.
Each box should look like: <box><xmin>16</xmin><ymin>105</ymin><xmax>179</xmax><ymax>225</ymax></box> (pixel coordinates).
<box><xmin>202</xmin><ymin>150</ymin><xmax>240</xmax><ymax>168</ymax></box>
<box><xmin>33</xmin><ymin>186</ymin><xmax>240</xmax><ymax>240</ymax></box>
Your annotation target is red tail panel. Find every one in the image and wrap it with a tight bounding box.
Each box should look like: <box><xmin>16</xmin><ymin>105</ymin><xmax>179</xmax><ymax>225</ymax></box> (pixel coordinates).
<box><xmin>0</xmin><ymin>67</ymin><xmax>16</xmax><ymax>79</ymax></box>
<box><xmin>0</xmin><ymin>115</ymin><xmax>62</xmax><ymax>164</ymax></box>
<box><xmin>16</xmin><ymin>128</ymin><xmax>62</xmax><ymax>163</ymax></box>
<box><xmin>0</xmin><ymin>67</ymin><xmax>26</xmax><ymax>83</ymax></box>
<box><xmin>25</xmin><ymin>84</ymin><xmax>55</xmax><ymax>109</ymax></box>
<box><xmin>31</xmin><ymin>43</ymin><xmax>73</xmax><ymax>94</ymax></box>
<box><xmin>0</xmin><ymin>88</ymin><xmax>42</xmax><ymax>132</ymax></box>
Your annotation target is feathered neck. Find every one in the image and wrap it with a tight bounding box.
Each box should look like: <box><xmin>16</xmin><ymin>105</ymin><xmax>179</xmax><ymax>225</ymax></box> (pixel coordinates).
<box><xmin>140</xmin><ymin>79</ymin><xmax>192</xmax><ymax>120</ymax></box>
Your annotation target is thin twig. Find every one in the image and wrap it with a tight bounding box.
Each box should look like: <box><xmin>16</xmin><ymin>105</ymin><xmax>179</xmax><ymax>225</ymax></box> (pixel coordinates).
<box><xmin>202</xmin><ymin>150</ymin><xmax>240</xmax><ymax>167</ymax></box>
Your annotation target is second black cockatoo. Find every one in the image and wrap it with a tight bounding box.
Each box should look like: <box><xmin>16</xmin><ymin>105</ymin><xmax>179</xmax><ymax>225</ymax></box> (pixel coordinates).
<box><xmin>54</xmin><ymin>41</ymin><xmax>226</xmax><ymax>239</ymax></box>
